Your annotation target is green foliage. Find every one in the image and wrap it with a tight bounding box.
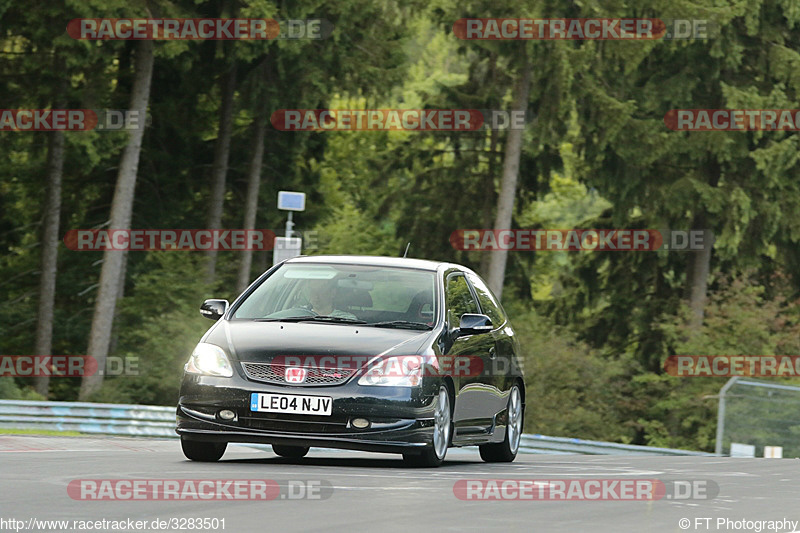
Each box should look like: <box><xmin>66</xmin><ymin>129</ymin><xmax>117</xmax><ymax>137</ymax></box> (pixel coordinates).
<box><xmin>313</xmin><ymin>204</ymin><xmax>402</xmax><ymax>256</ymax></box>
<box><xmin>517</xmin><ymin>156</ymin><xmax>612</xmax><ymax>300</ymax></box>
<box><xmin>2</xmin><ymin>0</ymin><xmax>800</xmax><ymax>455</ymax></box>
<box><xmin>0</xmin><ymin>429</ymin><xmax>81</xmax><ymax>436</ymax></box>
<box><xmin>633</xmin><ymin>274</ymin><xmax>800</xmax><ymax>450</ymax></box>
<box><xmin>86</xmin><ymin>253</ymin><xmax>212</xmax><ymax>405</ymax></box>
<box><xmin>0</xmin><ymin>378</ymin><xmax>45</xmax><ymax>401</ymax></box>
<box><xmin>509</xmin><ymin>304</ymin><xmax>634</xmax><ymax>441</ymax></box>
<box><xmin>511</xmin><ymin>272</ymin><xmax>800</xmax><ymax>451</ymax></box>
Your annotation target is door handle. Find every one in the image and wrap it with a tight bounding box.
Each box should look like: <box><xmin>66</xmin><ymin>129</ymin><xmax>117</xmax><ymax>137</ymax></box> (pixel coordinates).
<box><xmin>488</xmin><ymin>346</ymin><xmax>496</xmax><ymax>359</ymax></box>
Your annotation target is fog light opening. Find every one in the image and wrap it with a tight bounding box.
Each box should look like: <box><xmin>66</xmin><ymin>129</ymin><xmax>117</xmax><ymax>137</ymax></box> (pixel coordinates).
<box><xmin>351</xmin><ymin>418</ymin><xmax>370</xmax><ymax>429</ymax></box>
<box><xmin>219</xmin><ymin>409</ymin><xmax>236</xmax><ymax>421</ymax></box>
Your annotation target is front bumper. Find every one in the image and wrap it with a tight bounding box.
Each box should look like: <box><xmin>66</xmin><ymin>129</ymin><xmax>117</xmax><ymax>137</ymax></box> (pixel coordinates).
<box><xmin>176</xmin><ymin>372</ymin><xmax>440</xmax><ymax>454</ymax></box>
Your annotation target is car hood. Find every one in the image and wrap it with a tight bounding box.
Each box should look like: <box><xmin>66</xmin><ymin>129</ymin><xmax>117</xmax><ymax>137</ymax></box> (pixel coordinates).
<box><xmin>205</xmin><ymin>320</ymin><xmax>432</xmax><ymax>365</ymax></box>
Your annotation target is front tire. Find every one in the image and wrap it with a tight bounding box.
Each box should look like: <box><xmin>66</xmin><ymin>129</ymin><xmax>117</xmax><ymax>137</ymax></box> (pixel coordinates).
<box><xmin>403</xmin><ymin>385</ymin><xmax>452</xmax><ymax>467</ymax></box>
<box><xmin>480</xmin><ymin>384</ymin><xmax>523</xmax><ymax>463</ymax></box>
<box><xmin>181</xmin><ymin>437</ymin><xmax>226</xmax><ymax>462</ymax></box>
<box><xmin>272</xmin><ymin>444</ymin><xmax>309</xmax><ymax>459</ymax></box>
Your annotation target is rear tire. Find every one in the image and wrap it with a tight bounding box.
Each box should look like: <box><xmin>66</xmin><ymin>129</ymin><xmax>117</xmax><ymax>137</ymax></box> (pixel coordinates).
<box><xmin>403</xmin><ymin>385</ymin><xmax>452</xmax><ymax>468</ymax></box>
<box><xmin>181</xmin><ymin>437</ymin><xmax>226</xmax><ymax>462</ymax></box>
<box><xmin>479</xmin><ymin>384</ymin><xmax>523</xmax><ymax>463</ymax></box>
<box><xmin>272</xmin><ymin>444</ymin><xmax>309</xmax><ymax>459</ymax></box>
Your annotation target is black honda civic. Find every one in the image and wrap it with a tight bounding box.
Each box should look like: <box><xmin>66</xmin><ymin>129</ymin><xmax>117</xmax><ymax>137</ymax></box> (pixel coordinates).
<box><xmin>176</xmin><ymin>255</ymin><xmax>525</xmax><ymax>467</ymax></box>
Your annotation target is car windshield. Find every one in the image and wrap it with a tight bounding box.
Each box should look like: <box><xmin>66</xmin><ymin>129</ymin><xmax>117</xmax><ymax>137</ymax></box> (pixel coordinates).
<box><xmin>233</xmin><ymin>263</ymin><xmax>436</xmax><ymax>328</ymax></box>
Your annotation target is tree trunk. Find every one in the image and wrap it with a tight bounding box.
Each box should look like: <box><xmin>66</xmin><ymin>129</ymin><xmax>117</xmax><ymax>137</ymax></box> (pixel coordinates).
<box><xmin>479</xmin><ymin>126</ymin><xmax>499</xmax><ymax>278</ymax></box>
<box><xmin>204</xmin><ymin>61</ymin><xmax>237</xmax><ymax>283</ymax></box>
<box><xmin>685</xmin><ymin>161</ymin><xmax>720</xmax><ymax>329</ymax></box>
<box><xmin>236</xmin><ymin>116</ymin><xmax>266</xmax><ymax>293</ymax></box>
<box><xmin>108</xmin><ymin>248</ymin><xmax>128</xmax><ymax>355</ymax></box>
<box><xmin>79</xmin><ymin>39</ymin><xmax>154</xmax><ymax>400</ymax></box>
<box><xmin>33</xmin><ymin>130</ymin><xmax>64</xmax><ymax>398</ymax></box>
<box><xmin>479</xmin><ymin>53</ymin><xmax>500</xmax><ymax>278</ymax></box>
<box><xmin>256</xmin><ymin>249</ymin><xmax>268</xmax><ymax>274</ymax></box>
<box><xmin>685</xmin><ymin>212</ymin><xmax>714</xmax><ymax>329</ymax></box>
<box><xmin>486</xmin><ymin>54</ymin><xmax>531</xmax><ymax>299</ymax></box>
<box><xmin>686</xmin><ymin>225</ymin><xmax>712</xmax><ymax>329</ymax></box>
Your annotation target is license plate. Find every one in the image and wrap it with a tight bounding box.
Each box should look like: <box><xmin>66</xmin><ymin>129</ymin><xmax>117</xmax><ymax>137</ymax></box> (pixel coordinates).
<box><xmin>249</xmin><ymin>392</ymin><xmax>332</xmax><ymax>416</ymax></box>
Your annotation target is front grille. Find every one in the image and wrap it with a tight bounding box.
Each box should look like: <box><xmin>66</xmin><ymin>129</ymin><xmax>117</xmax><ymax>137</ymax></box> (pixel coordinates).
<box><xmin>242</xmin><ymin>362</ymin><xmax>356</xmax><ymax>386</ymax></box>
<box><xmin>241</xmin><ymin>414</ymin><xmax>349</xmax><ymax>433</ymax></box>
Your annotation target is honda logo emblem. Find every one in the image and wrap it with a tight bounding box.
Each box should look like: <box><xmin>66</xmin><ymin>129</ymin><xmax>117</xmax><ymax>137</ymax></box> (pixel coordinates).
<box><xmin>285</xmin><ymin>367</ymin><xmax>307</xmax><ymax>383</ymax></box>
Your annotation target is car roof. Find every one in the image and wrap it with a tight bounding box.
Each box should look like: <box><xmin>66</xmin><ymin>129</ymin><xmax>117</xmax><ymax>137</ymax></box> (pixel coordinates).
<box><xmin>284</xmin><ymin>255</ymin><xmax>451</xmax><ymax>272</ymax></box>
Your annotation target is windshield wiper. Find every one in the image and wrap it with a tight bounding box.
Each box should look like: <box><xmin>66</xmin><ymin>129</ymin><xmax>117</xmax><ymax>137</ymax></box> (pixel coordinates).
<box><xmin>255</xmin><ymin>315</ymin><xmax>366</xmax><ymax>324</ymax></box>
<box><xmin>365</xmin><ymin>320</ymin><xmax>432</xmax><ymax>330</ymax></box>
<box><xmin>254</xmin><ymin>316</ymin><xmax>314</xmax><ymax>322</ymax></box>
<box><xmin>297</xmin><ymin>315</ymin><xmax>367</xmax><ymax>324</ymax></box>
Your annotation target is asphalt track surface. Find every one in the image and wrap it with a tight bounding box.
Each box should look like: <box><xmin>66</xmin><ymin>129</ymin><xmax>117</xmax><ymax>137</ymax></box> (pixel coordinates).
<box><xmin>2</xmin><ymin>435</ymin><xmax>799</xmax><ymax>533</ymax></box>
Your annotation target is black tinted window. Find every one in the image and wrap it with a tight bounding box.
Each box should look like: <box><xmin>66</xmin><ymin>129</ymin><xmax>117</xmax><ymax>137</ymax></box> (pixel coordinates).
<box><xmin>234</xmin><ymin>264</ymin><xmax>436</xmax><ymax>322</ymax></box>
<box><xmin>467</xmin><ymin>273</ymin><xmax>506</xmax><ymax>326</ymax></box>
<box><xmin>445</xmin><ymin>273</ymin><xmax>478</xmax><ymax>326</ymax></box>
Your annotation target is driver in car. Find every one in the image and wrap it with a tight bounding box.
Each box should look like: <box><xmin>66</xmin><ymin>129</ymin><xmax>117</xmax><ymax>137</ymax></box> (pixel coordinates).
<box><xmin>305</xmin><ymin>278</ymin><xmax>358</xmax><ymax>320</ymax></box>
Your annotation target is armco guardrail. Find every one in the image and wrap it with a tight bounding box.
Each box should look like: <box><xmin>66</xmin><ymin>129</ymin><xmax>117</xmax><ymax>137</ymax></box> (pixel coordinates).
<box><xmin>518</xmin><ymin>434</ymin><xmax>714</xmax><ymax>456</ymax></box>
<box><xmin>0</xmin><ymin>400</ymin><xmax>712</xmax><ymax>455</ymax></box>
<box><xmin>0</xmin><ymin>399</ymin><xmax>175</xmax><ymax>438</ymax></box>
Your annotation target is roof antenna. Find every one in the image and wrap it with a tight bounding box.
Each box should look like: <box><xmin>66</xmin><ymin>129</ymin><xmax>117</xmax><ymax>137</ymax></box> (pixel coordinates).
<box><xmin>403</xmin><ymin>242</ymin><xmax>411</xmax><ymax>258</ymax></box>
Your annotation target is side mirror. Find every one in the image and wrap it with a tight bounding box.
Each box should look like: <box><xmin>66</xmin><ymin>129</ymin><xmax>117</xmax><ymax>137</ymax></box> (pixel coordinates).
<box><xmin>200</xmin><ymin>299</ymin><xmax>229</xmax><ymax>320</ymax></box>
<box><xmin>458</xmin><ymin>313</ymin><xmax>493</xmax><ymax>336</ymax></box>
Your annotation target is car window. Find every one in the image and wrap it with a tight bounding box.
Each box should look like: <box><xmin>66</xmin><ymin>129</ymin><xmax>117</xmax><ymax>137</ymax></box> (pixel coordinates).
<box><xmin>233</xmin><ymin>263</ymin><xmax>436</xmax><ymax>324</ymax></box>
<box><xmin>368</xmin><ymin>280</ymin><xmax>422</xmax><ymax>312</ymax></box>
<box><xmin>445</xmin><ymin>273</ymin><xmax>479</xmax><ymax>326</ymax></box>
<box><xmin>467</xmin><ymin>273</ymin><xmax>506</xmax><ymax>326</ymax></box>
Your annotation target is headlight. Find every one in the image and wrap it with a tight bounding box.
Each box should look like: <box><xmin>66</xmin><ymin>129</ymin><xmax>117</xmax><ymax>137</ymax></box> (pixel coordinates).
<box><xmin>185</xmin><ymin>343</ymin><xmax>233</xmax><ymax>377</ymax></box>
<box><xmin>357</xmin><ymin>355</ymin><xmax>423</xmax><ymax>387</ymax></box>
